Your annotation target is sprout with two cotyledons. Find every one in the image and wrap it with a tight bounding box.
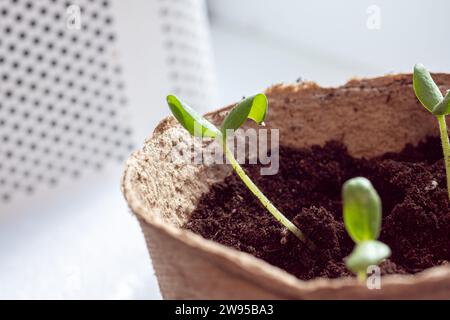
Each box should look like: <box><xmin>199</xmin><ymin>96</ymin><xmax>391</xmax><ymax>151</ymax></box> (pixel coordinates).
<box><xmin>413</xmin><ymin>64</ymin><xmax>450</xmax><ymax>200</ymax></box>
<box><xmin>343</xmin><ymin>177</ymin><xmax>391</xmax><ymax>281</ymax></box>
<box><xmin>167</xmin><ymin>94</ymin><xmax>315</xmax><ymax>250</ymax></box>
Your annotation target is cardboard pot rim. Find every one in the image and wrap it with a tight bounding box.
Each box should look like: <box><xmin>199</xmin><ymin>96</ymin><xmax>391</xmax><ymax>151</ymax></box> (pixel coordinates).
<box><xmin>122</xmin><ymin>73</ymin><xmax>450</xmax><ymax>298</ymax></box>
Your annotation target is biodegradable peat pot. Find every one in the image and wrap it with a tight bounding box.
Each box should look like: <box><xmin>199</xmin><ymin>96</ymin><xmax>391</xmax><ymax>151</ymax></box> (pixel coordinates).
<box><xmin>122</xmin><ymin>73</ymin><xmax>450</xmax><ymax>299</ymax></box>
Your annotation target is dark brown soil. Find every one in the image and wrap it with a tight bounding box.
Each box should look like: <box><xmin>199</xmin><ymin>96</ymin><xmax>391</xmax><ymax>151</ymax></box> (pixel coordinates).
<box><xmin>184</xmin><ymin>137</ymin><xmax>450</xmax><ymax>280</ymax></box>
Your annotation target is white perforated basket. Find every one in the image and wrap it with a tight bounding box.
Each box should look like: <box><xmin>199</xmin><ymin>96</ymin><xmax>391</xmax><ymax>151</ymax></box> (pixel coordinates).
<box><xmin>0</xmin><ymin>0</ymin><xmax>216</xmax><ymax>208</ymax></box>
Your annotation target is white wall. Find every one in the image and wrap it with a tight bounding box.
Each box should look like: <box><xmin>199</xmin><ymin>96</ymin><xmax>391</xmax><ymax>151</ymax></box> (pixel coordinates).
<box><xmin>208</xmin><ymin>0</ymin><xmax>450</xmax><ymax>105</ymax></box>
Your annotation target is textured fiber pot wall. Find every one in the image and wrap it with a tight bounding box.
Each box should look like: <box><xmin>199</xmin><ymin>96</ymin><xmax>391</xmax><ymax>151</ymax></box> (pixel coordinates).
<box><xmin>122</xmin><ymin>74</ymin><xmax>450</xmax><ymax>299</ymax></box>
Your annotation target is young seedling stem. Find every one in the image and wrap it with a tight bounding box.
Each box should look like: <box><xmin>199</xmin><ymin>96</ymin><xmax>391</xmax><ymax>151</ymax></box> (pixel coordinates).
<box><xmin>357</xmin><ymin>271</ymin><xmax>366</xmax><ymax>283</ymax></box>
<box><xmin>167</xmin><ymin>94</ymin><xmax>315</xmax><ymax>250</ymax></box>
<box><xmin>413</xmin><ymin>64</ymin><xmax>450</xmax><ymax>200</ymax></box>
<box><xmin>437</xmin><ymin>115</ymin><xmax>450</xmax><ymax>199</ymax></box>
<box><xmin>343</xmin><ymin>177</ymin><xmax>391</xmax><ymax>282</ymax></box>
<box><xmin>221</xmin><ymin>141</ymin><xmax>313</xmax><ymax>248</ymax></box>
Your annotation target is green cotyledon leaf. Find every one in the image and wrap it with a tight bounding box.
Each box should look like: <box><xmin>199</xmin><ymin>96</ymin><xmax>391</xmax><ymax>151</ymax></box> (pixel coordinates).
<box><xmin>342</xmin><ymin>177</ymin><xmax>381</xmax><ymax>243</ymax></box>
<box><xmin>346</xmin><ymin>240</ymin><xmax>391</xmax><ymax>274</ymax></box>
<box><xmin>432</xmin><ymin>91</ymin><xmax>450</xmax><ymax>116</ymax></box>
<box><xmin>167</xmin><ymin>94</ymin><xmax>220</xmax><ymax>138</ymax></box>
<box><xmin>413</xmin><ymin>64</ymin><xmax>443</xmax><ymax>112</ymax></box>
<box><xmin>220</xmin><ymin>94</ymin><xmax>268</xmax><ymax>136</ymax></box>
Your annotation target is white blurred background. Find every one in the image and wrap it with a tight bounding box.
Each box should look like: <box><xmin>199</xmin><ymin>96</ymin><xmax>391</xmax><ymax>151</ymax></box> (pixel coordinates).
<box><xmin>0</xmin><ymin>0</ymin><xmax>449</xmax><ymax>299</ymax></box>
<box><xmin>209</xmin><ymin>0</ymin><xmax>450</xmax><ymax>104</ymax></box>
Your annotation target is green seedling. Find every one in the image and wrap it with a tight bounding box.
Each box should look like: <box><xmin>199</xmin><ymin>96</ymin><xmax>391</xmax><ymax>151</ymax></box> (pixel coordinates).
<box><xmin>342</xmin><ymin>177</ymin><xmax>391</xmax><ymax>282</ymax></box>
<box><xmin>167</xmin><ymin>94</ymin><xmax>315</xmax><ymax>250</ymax></box>
<box><xmin>413</xmin><ymin>64</ymin><xmax>450</xmax><ymax>200</ymax></box>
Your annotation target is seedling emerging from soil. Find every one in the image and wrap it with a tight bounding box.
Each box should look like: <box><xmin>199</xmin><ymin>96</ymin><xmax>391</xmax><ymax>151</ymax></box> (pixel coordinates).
<box><xmin>343</xmin><ymin>177</ymin><xmax>391</xmax><ymax>282</ymax></box>
<box><xmin>167</xmin><ymin>94</ymin><xmax>315</xmax><ymax>249</ymax></box>
<box><xmin>413</xmin><ymin>64</ymin><xmax>450</xmax><ymax>200</ymax></box>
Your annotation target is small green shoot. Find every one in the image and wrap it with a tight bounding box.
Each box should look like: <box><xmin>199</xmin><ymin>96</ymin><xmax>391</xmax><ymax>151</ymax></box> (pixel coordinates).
<box><xmin>167</xmin><ymin>94</ymin><xmax>315</xmax><ymax>250</ymax></box>
<box><xmin>343</xmin><ymin>177</ymin><xmax>391</xmax><ymax>282</ymax></box>
<box><xmin>413</xmin><ymin>64</ymin><xmax>450</xmax><ymax>200</ymax></box>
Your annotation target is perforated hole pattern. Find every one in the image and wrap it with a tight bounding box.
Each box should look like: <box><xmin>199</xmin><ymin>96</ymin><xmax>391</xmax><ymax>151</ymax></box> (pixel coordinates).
<box><xmin>0</xmin><ymin>0</ymin><xmax>133</xmax><ymax>203</ymax></box>
<box><xmin>159</xmin><ymin>0</ymin><xmax>216</xmax><ymax>110</ymax></box>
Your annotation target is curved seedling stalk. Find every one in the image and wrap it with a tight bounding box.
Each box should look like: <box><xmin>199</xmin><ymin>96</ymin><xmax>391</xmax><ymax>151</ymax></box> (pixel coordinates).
<box><xmin>167</xmin><ymin>94</ymin><xmax>315</xmax><ymax>250</ymax></box>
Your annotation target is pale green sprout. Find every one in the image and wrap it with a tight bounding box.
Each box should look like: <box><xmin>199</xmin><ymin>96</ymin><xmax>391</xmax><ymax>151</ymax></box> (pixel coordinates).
<box><xmin>413</xmin><ymin>64</ymin><xmax>450</xmax><ymax>200</ymax></box>
<box><xmin>167</xmin><ymin>94</ymin><xmax>315</xmax><ymax>250</ymax></box>
<box><xmin>343</xmin><ymin>177</ymin><xmax>391</xmax><ymax>282</ymax></box>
